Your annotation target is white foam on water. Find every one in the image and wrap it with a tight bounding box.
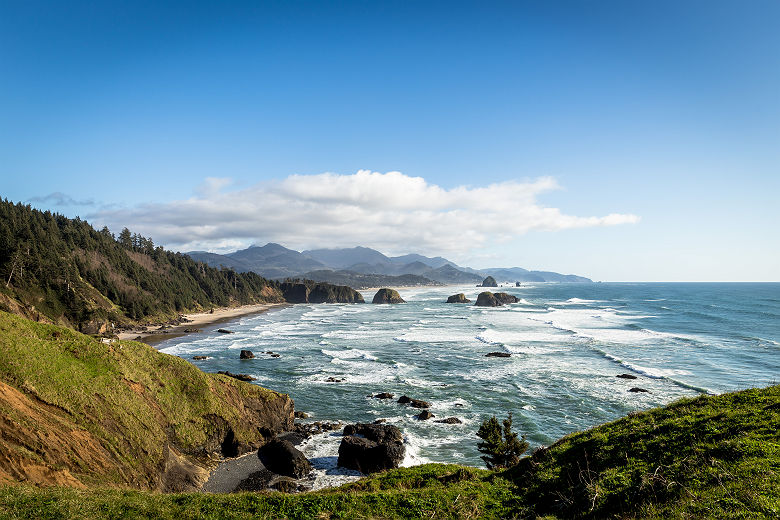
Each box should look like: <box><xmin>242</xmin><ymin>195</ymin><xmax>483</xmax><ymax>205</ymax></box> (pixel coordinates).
<box><xmin>393</xmin><ymin>328</ymin><xmax>475</xmax><ymax>344</ymax></box>
<box><xmin>299</xmin><ymin>431</ymin><xmax>362</xmax><ymax>491</ymax></box>
<box><xmin>321</xmin><ymin>348</ymin><xmax>378</xmax><ymax>361</ymax></box>
<box><xmin>557</xmin><ymin>298</ymin><xmax>603</xmax><ymax>305</ymax></box>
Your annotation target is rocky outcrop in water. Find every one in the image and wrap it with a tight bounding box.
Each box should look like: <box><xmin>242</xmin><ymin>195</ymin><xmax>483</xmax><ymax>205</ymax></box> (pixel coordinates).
<box><xmin>494</xmin><ymin>292</ymin><xmax>519</xmax><ymax>304</ymax></box>
<box><xmin>435</xmin><ymin>417</ymin><xmax>463</xmax><ymax>424</ymax></box>
<box><xmin>240</xmin><ymin>350</ymin><xmax>254</xmax><ymax>359</ymax></box>
<box><xmin>475</xmin><ymin>291</ymin><xmax>500</xmax><ymax>307</ymax></box>
<box><xmin>486</xmin><ymin>352</ymin><xmax>511</xmax><ymax>358</ymax></box>
<box><xmin>481</xmin><ymin>276</ymin><xmax>498</xmax><ymax>287</ymax></box>
<box><xmin>372</xmin><ymin>288</ymin><xmax>405</xmax><ymax>304</ymax></box>
<box><xmin>475</xmin><ymin>291</ymin><xmax>519</xmax><ymax>307</ymax></box>
<box><xmin>398</xmin><ymin>395</ymin><xmax>430</xmax><ymax>408</ymax></box>
<box><xmin>337</xmin><ymin>423</ymin><xmax>405</xmax><ymax>474</ymax></box>
<box><xmin>446</xmin><ymin>293</ymin><xmax>471</xmax><ymax>304</ymax></box>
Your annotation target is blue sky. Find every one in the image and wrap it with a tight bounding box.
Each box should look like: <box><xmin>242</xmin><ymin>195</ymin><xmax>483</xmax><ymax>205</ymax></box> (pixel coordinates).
<box><xmin>1</xmin><ymin>1</ymin><xmax>778</xmax><ymax>281</ymax></box>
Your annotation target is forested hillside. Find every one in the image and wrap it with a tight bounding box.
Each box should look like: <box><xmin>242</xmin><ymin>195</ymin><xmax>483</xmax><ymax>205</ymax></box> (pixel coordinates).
<box><xmin>0</xmin><ymin>199</ymin><xmax>285</xmax><ymax>329</ymax></box>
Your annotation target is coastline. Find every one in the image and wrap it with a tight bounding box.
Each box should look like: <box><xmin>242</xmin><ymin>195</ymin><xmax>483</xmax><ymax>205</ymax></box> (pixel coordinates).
<box><xmin>118</xmin><ymin>303</ymin><xmax>288</xmax><ymax>345</ymax></box>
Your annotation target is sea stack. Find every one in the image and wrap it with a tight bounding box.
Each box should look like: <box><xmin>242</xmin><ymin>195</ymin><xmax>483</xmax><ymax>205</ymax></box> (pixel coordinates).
<box><xmin>446</xmin><ymin>293</ymin><xmax>471</xmax><ymax>304</ymax></box>
<box><xmin>480</xmin><ymin>276</ymin><xmax>498</xmax><ymax>287</ymax></box>
<box><xmin>372</xmin><ymin>288</ymin><xmax>405</xmax><ymax>304</ymax></box>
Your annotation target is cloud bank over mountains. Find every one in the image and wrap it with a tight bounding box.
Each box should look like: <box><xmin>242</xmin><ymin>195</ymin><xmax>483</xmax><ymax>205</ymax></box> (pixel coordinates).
<box><xmin>88</xmin><ymin>170</ymin><xmax>640</xmax><ymax>256</ymax></box>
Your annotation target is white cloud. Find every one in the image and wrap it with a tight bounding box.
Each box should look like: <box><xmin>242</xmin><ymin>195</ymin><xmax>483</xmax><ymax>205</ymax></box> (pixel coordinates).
<box><xmin>89</xmin><ymin>170</ymin><xmax>640</xmax><ymax>256</ymax></box>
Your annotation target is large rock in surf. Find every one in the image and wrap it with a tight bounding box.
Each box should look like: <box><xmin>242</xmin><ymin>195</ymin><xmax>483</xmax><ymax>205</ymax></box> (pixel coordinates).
<box><xmin>494</xmin><ymin>292</ymin><xmax>519</xmax><ymax>304</ymax></box>
<box><xmin>257</xmin><ymin>438</ymin><xmax>312</xmax><ymax>478</ymax></box>
<box><xmin>337</xmin><ymin>423</ymin><xmax>405</xmax><ymax>473</ymax></box>
<box><xmin>480</xmin><ymin>276</ymin><xmax>498</xmax><ymax>287</ymax></box>
<box><xmin>240</xmin><ymin>350</ymin><xmax>255</xmax><ymax>359</ymax></box>
<box><xmin>372</xmin><ymin>288</ymin><xmax>405</xmax><ymax>304</ymax></box>
<box><xmin>446</xmin><ymin>293</ymin><xmax>471</xmax><ymax>304</ymax></box>
<box><xmin>397</xmin><ymin>395</ymin><xmax>430</xmax><ymax>408</ymax></box>
<box><xmin>475</xmin><ymin>291</ymin><xmax>500</xmax><ymax>307</ymax></box>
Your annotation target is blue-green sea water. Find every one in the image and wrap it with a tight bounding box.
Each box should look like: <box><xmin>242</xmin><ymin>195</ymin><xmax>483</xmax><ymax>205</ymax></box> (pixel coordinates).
<box><xmin>158</xmin><ymin>283</ymin><xmax>779</xmax><ymax>487</ymax></box>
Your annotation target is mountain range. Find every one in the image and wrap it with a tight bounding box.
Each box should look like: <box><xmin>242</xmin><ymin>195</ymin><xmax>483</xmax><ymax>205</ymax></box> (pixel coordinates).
<box><xmin>186</xmin><ymin>244</ymin><xmax>592</xmax><ymax>288</ymax></box>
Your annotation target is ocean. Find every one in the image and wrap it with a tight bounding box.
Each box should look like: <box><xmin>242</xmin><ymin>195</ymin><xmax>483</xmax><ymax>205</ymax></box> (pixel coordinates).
<box><xmin>157</xmin><ymin>282</ymin><xmax>780</xmax><ymax>488</ymax></box>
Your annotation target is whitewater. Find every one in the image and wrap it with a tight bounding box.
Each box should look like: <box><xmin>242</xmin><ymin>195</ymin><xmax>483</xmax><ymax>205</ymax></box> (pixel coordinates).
<box><xmin>158</xmin><ymin>282</ymin><xmax>779</xmax><ymax>488</ymax></box>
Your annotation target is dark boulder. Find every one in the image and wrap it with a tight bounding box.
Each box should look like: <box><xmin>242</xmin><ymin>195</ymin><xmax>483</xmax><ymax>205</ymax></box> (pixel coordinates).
<box><xmin>446</xmin><ymin>293</ymin><xmax>471</xmax><ymax>304</ymax></box>
<box><xmin>617</xmin><ymin>374</ymin><xmax>638</xmax><ymax>379</ymax></box>
<box><xmin>397</xmin><ymin>395</ymin><xmax>430</xmax><ymax>408</ymax></box>
<box><xmin>481</xmin><ymin>276</ymin><xmax>498</xmax><ymax>287</ymax></box>
<box><xmin>475</xmin><ymin>291</ymin><xmax>500</xmax><ymax>307</ymax></box>
<box><xmin>494</xmin><ymin>292</ymin><xmax>519</xmax><ymax>304</ymax></box>
<box><xmin>257</xmin><ymin>438</ymin><xmax>312</xmax><ymax>478</ymax></box>
<box><xmin>240</xmin><ymin>350</ymin><xmax>255</xmax><ymax>359</ymax></box>
<box><xmin>343</xmin><ymin>423</ymin><xmax>404</xmax><ymax>444</ymax></box>
<box><xmin>192</xmin><ymin>355</ymin><xmax>208</xmax><ymax>360</ymax></box>
<box><xmin>338</xmin><ymin>423</ymin><xmax>405</xmax><ymax>473</ymax></box>
<box><xmin>629</xmin><ymin>387</ymin><xmax>650</xmax><ymax>393</ymax></box>
<box><xmin>486</xmin><ymin>352</ymin><xmax>511</xmax><ymax>358</ymax></box>
<box><xmin>294</xmin><ymin>411</ymin><xmax>309</xmax><ymax>419</ymax></box>
<box><xmin>216</xmin><ymin>328</ymin><xmax>234</xmax><ymax>334</ymax></box>
<box><xmin>416</xmin><ymin>410</ymin><xmax>434</xmax><ymax>420</ymax></box>
<box><xmin>374</xmin><ymin>392</ymin><xmax>395</xmax><ymax>399</ymax></box>
<box><xmin>435</xmin><ymin>417</ymin><xmax>463</xmax><ymax>424</ymax></box>
<box><xmin>372</xmin><ymin>288</ymin><xmax>405</xmax><ymax>304</ymax></box>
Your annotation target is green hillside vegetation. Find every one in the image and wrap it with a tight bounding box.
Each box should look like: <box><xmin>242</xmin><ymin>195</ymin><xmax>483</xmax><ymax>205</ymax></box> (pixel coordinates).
<box><xmin>0</xmin><ymin>310</ymin><xmax>775</xmax><ymax>520</ymax></box>
<box><xmin>0</xmin><ymin>311</ymin><xmax>293</xmax><ymax>491</ymax></box>
<box><xmin>0</xmin><ymin>199</ymin><xmax>284</xmax><ymax>328</ymax></box>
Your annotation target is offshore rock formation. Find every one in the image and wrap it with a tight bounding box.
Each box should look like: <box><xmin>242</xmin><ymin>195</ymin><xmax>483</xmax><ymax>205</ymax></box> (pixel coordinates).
<box><xmin>494</xmin><ymin>292</ymin><xmax>519</xmax><ymax>305</ymax></box>
<box><xmin>480</xmin><ymin>276</ymin><xmax>498</xmax><ymax>287</ymax></box>
<box><xmin>475</xmin><ymin>291</ymin><xmax>500</xmax><ymax>307</ymax></box>
<box><xmin>475</xmin><ymin>291</ymin><xmax>519</xmax><ymax>307</ymax></box>
<box><xmin>372</xmin><ymin>288</ymin><xmax>405</xmax><ymax>304</ymax></box>
<box><xmin>446</xmin><ymin>293</ymin><xmax>471</xmax><ymax>304</ymax></box>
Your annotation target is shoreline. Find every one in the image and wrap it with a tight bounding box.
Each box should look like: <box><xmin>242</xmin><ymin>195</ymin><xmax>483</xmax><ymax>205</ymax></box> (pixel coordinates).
<box><xmin>118</xmin><ymin>303</ymin><xmax>288</xmax><ymax>345</ymax></box>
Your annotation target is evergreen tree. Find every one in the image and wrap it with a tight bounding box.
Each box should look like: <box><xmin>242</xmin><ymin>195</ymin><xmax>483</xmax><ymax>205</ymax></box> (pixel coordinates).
<box><xmin>476</xmin><ymin>412</ymin><xmax>528</xmax><ymax>469</ymax></box>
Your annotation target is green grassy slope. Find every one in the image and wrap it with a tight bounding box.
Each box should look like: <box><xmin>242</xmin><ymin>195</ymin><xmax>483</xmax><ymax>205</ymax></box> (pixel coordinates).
<box><xmin>0</xmin><ymin>311</ymin><xmax>293</xmax><ymax>490</ymax></box>
<box><xmin>0</xmin><ymin>369</ymin><xmax>776</xmax><ymax>518</ymax></box>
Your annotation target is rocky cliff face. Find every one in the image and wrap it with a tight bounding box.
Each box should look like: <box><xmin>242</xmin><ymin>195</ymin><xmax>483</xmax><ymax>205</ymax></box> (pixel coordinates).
<box><xmin>279</xmin><ymin>282</ymin><xmax>365</xmax><ymax>304</ymax></box>
<box><xmin>0</xmin><ymin>311</ymin><xmax>293</xmax><ymax>491</ymax></box>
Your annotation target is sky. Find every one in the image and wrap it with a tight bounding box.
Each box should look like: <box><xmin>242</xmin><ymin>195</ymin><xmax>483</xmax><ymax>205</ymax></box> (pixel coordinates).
<box><xmin>1</xmin><ymin>1</ymin><xmax>778</xmax><ymax>281</ymax></box>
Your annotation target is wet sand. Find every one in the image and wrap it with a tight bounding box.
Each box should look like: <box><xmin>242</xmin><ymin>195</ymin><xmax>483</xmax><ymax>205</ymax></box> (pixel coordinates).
<box><xmin>118</xmin><ymin>303</ymin><xmax>287</xmax><ymax>345</ymax></box>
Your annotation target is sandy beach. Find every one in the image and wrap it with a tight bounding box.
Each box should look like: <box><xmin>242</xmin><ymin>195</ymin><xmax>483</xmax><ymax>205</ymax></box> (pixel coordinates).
<box><xmin>117</xmin><ymin>303</ymin><xmax>287</xmax><ymax>344</ymax></box>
